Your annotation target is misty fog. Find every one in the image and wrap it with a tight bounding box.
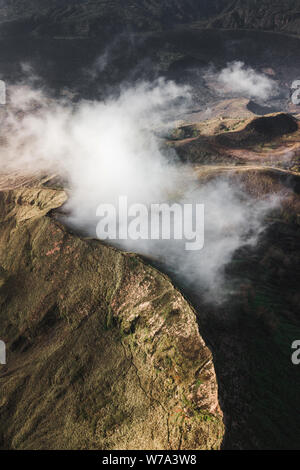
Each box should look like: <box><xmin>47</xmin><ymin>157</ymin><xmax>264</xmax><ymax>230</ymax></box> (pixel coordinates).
<box><xmin>0</xmin><ymin>68</ymin><xmax>281</xmax><ymax>302</ymax></box>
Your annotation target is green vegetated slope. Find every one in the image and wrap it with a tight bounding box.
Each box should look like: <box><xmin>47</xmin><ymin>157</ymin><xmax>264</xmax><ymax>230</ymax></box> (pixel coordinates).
<box><xmin>0</xmin><ymin>179</ymin><xmax>223</xmax><ymax>450</ymax></box>
<box><xmin>0</xmin><ymin>113</ymin><xmax>299</xmax><ymax>450</ymax></box>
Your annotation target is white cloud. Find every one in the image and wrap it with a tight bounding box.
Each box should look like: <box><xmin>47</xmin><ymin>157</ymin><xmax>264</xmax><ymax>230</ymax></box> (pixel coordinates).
<box><xmin>0</xmin><ymin>77</ymin><xmax>280</xmax><ymax>302</ymax></box>
<box><xmin>216</xmin><ymin>61</ymin><xmax>278</xmax><ymax>101</ymax></box>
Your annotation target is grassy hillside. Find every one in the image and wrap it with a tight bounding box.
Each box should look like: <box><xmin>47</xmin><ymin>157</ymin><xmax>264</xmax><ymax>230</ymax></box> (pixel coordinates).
<box><xmin>0</xmin><ymin>175</ymin><xmax>223</xmax><ymax>450</ymax></box>
<box><xmin>0</xmin><ymin>112</ymin><xmax>299</xmax><ymax>449</ymax></box>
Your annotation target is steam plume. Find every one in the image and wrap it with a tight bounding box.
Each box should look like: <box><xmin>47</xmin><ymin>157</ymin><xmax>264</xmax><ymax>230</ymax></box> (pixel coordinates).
<box><xmin>0</xmin><ymin>77</ymin><xmax>280</xmax><ymax>302</ymax></box>
<box><xmin>215</xmin><ymin>61</ymin><xmax>278</xmax><ymax>101</ymax></box>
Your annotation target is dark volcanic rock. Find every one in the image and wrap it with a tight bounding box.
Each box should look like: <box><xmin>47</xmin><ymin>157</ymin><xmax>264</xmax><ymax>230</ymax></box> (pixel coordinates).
<box><xmin>1</xmin><ymin>0</ymin><xmax>300</xmax><ymax>38</ymax></box>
